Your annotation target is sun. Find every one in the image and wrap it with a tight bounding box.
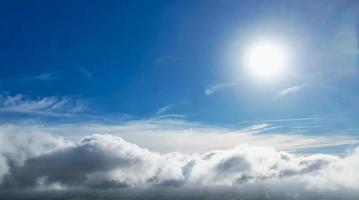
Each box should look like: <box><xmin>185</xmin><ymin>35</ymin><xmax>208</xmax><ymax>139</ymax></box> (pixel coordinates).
<box><xmin>245</xmin><ymin>40</ymin><xmax>288</xmax><ymax>81</ymax></box>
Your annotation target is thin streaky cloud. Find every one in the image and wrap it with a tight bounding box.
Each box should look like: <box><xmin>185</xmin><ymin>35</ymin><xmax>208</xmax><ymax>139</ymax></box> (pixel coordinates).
<box><xmin>7</xmin><ymin>118</ymin><xmax>357</xmax><ymax>154</ymax></box>
<box><xmin>156</xmin><ymin>104</ymin><xmax>173</xmax><ymax>115</ymax></box>
<box><xmin>242</xmin><ymin>116</ymin><xmax>323</xmax><ymax>123</ymax></box>
<box><xmin>279</xmin><ymin>84</ymin><xmax>306</xmax><ymax>97</ymax></box>
<box><xmin>155</xmin><ymin>101</ymin><xmax>188</xmax><ymax>116</ymax></box>
<box><xmin>32</xmin><ymin>73</ymin><xmax>53</xmax><ymax>81</ymax></box>
<box><xmin>155</xmin><ymin>56</ymin><xmax>179</xmax><ymax>66</ymax></box>
<box><xmin>205</xmin><ymin>81</ymin><xmax>240</xmax><ymax>96</ymax></box>
<box><xmin>77</xmin><ymin>67</ymin><xmax>93</xmax><ymax>79</ymax></box>
<box><xmin>0</xmin><ymin>93</ymin><xmax>84</xmax><ymax>117</ymax></box>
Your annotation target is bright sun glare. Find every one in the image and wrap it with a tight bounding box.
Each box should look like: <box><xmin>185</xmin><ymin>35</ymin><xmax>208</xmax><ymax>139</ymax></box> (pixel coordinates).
<box><xmin>245</xmin><ymin>40</ymin><xmax>288</xmax><ymax>81</ymax></box>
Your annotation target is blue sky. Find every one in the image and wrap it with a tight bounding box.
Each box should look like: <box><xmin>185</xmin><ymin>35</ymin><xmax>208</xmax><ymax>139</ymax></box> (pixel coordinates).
<box><xmin>0</xmin><ymin>0</ymin><xmax>358</xmax><ymax>154</ymax></box>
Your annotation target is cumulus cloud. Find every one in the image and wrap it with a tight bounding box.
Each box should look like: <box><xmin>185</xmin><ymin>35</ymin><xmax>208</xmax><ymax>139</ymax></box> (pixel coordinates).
<box><xmin>0</xmin><ymin>131</ymin><xmax>359</xmax><ymax>200</ymax></box>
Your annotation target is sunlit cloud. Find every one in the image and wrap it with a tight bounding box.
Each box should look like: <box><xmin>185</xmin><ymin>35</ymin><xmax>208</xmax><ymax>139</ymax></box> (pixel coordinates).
<box><xmin>0</xmin><ymin>132</ymin><xmax>358</xmax><ymax>199</ymax></box>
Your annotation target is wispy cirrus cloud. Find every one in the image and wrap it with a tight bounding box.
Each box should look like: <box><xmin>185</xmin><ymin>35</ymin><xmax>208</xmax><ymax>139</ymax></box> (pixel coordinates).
<box><xmin>156</xmin><ymin>104</ymin><xmax>174</xmax><ymax>115</ymax></box>
<box><xmin>2</xmin><ymin>117</ymin><xmax>356</xmax><ymax>154</ymax></box>
<box><xmin>77</xmin><ymin>67</ymin><xmax>93</xmax><ymax>80</ymax></box>
<box><xmin>32</xmin><ymin>73</ymin><xmax>53</xmax><ymax>81</ymax></box>
<box><xmin>204</xmin><ymin>81</ymin><xmax>240</xmax><ymax>96</ymax></box>
<box><xmin>154</xmin><ymin>56</ymin><xmax>179</xmax><ymax>66</ymax></box>
<box><xmin>242</xmin><ymin>116</ymin><xmax>322</xmax><ymax>123</ymax></box>
<box><xmin>279</xmin><ymin>84</ymin><xmax>306</xmax><ymax>97</ymax></box>
<box><xmin>0</xmin><ymin>93</ymin><xmax>84</xmax><ymax>117</ymax></box>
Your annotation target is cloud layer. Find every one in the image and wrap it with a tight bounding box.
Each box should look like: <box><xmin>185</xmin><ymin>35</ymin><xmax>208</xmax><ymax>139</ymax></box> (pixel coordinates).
<box><xmin>0</xmin><ymin>131</ymin><xmax>359</xmax><ymax>199</ymax></box>
<box><xmin>19</xmin><ymin>119</ymin><xmax>357</xmax><ymax>154</ymax></box>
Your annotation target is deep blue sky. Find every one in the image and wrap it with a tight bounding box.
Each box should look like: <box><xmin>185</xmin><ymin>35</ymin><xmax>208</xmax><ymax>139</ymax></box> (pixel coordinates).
<box><xmin>0</xmin><ymin>0</ymin><xmax>358</xmax><ymax>135</ymax></box>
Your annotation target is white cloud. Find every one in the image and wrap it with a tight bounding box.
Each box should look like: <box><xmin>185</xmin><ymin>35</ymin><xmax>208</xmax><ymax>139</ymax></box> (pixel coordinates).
<box><xmin>0</xmin><ymin>132</ymin><xmax>358</xmax><ymax>199</ymax></box>
<box><xmin>205</xmin><ymin>82</ymin><xmax>240</xmax><ymax>96</ymax></box>
<box><xmin>0</xmin><ymin>94</ymin><xmax>84</xmax><ymax>117</ymax></box>
<box><xmin>279</xmin><ymin>84</ymin><xmax>306</xmax><ymax>97</ymax></box>
<box><xmin>0</xmin><ymin>119</ymin><xmax>357</xmax><ymax>154</ymax></box>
